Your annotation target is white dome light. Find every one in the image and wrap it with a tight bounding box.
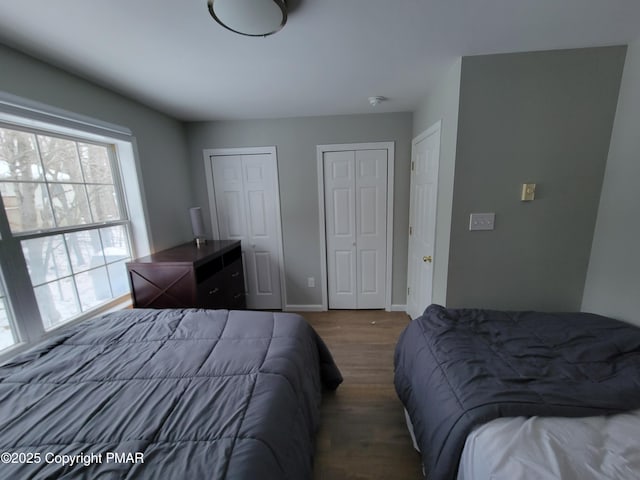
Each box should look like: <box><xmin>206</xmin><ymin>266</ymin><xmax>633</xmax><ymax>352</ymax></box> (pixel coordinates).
<box><xmin>208</xmin><ymin>0</ymin><xmax>288</xmax><ymax>37</ymax></box>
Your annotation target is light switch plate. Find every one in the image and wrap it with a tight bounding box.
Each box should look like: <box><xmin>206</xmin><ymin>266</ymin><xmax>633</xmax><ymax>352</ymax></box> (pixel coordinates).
<box><xmin>469</xmin><ymin>213</ymin><xmax>495</xmax><ymax>231</ymax></box>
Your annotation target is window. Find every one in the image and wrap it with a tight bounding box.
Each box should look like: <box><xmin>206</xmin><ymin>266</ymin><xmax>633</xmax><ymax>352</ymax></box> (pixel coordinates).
<box><xmin>0</xmin><ymin>125</ymin><xmax>132</xmax><ymax>332</ymax></box>
<box><xmin>22</xmin><ymin>226</ymin><xmax>131</xmax><ymax>330</ymax></box>
<box><xmin>0</xmin><ymin>95</ymin><xmax>149</xmax><ymax>356</ymax></box>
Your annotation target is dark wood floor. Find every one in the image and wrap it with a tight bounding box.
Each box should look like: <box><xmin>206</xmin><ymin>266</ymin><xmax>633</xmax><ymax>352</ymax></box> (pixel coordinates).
<box><xmin>302</xmin><ymin>310</ymin><xmax>423</xmax><ymax>480</ymax></box>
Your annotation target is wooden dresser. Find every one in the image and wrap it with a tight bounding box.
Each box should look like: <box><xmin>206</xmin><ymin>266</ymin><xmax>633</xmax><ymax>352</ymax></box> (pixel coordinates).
<box><xmin>126</xmin><ymin>240</ymin><xmax>245</xmax><ymax>310</ymax></box>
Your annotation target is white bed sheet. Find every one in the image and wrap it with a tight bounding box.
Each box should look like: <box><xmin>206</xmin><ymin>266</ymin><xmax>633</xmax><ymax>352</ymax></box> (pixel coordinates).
<box><xmin>457</xmin><ymin>410</ymin><xmax>640</xmax><ymax>480</ymax></box>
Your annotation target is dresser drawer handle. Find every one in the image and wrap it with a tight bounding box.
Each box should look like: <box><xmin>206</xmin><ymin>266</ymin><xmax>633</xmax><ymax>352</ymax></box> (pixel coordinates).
<box><xmin>209</xmin><ymin>288</ymin><xmax>220</xmax><ymax>295</ymax></box>
<box><xmin>233</xmin><ymin>293</ymin><xmax>242</xmax><ymax>299</ymax></box>
<box><xmin>231</xmin><ymin>271</ymin><xmax>240</xmax><ymax>278</ymax></box>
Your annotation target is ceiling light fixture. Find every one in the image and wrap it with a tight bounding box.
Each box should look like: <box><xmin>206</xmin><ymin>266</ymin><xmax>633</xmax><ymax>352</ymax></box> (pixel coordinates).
<box><xmin>208</xmin><ymin>0</ymin><xmax>288</xmax><ymax>37</ymax></box>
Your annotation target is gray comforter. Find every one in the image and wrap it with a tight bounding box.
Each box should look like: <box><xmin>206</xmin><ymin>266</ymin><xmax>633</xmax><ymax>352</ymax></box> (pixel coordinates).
<box><xmin>0</xmin><ymin>308</ymin><xmax>342</xmax><ymax>479</ymax></box>
<box><xmin>394</xmin><ymin>304</ymin><xmax>640</xmax><ymax>480</ymax></box>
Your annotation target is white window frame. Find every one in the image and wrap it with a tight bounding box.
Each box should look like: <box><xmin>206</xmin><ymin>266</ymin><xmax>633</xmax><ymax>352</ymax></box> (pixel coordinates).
<box><xmin>0</xmin><ymin>92</ymin><xmax>151</xmax><ymax>362</ymax></box>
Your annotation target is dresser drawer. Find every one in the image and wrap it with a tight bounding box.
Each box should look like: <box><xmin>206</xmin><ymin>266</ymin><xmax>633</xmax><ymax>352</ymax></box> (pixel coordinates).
<box><xmin>197</xmin><ymin>271</ymin><xmax>226</xmax><ymax>309</ymax></box>
<box><xmin>225</xmin><ymin>259</ymin><xmax>246</xmax><ymax>309</ymax></box>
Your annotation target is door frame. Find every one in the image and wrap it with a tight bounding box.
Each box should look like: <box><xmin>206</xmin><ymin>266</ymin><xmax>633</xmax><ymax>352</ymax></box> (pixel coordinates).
<box><xmin>406</xmin><ymin>121</ymin><xmax>441</xmax><ymax>318</ymax></box>
<box><xmin>203</xmin><ymin>146</ymin><xmax>287</xmax><ymax>309</ymax></box>
<box><xmin>317</xmin><ymin>142</ymin><xmax>395</xmax><ymax>311</ymax></box>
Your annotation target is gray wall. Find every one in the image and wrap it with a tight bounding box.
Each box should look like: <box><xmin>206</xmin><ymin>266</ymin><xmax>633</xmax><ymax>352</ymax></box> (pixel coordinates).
<box><xmin>0</xmin><ymin>43</ymin><xmax>193</xmax><ymax>252</ymax></box>
<box><xmin>412</xmin><ymin>59</ymin><xmax>462</xmax><ymax>305</ymax></box>
<box><xmin>582</xmin><ymin>39</ymin><xmax>640</xmax><ymax>325</ymax></box>
<box><xmin>447</xmin><ymin>47</ymin><xmax>626</xmax><ymax>311</ymax></box>
<box><xmin>185</xmin><ymin>113</ymin><xmax>413</xmax><ymax>307</ymax></box>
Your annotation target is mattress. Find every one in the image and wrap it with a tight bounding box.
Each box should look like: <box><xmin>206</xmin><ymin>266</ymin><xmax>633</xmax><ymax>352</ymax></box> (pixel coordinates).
<box><xmin>0</xmin><ymin>308</ymin><xmax>342</xmax><ymax>479</ymax></box>
<box><xmin>457</xmin><ymin>410</ymin><xmax>640</xmax><ymax>480</ymax></box>
<box><xmin>394</xmin><ymin>304</ymin><xmax>640</xmax><ymax>480</ymax></box>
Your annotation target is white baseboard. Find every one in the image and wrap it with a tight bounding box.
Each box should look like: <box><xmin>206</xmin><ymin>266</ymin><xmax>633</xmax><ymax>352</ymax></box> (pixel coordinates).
<box><xmin>284</xmin><ymin>304</ymin><xmax>325</xmax><ymax>312</ymax></box>
<box><xmin>285</xmin><ymin>304</ymin><xmax>406</xmax><ymax>313</ymax></box>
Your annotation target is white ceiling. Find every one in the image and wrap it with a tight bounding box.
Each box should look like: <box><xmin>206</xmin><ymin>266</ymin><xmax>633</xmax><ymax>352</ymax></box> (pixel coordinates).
<box><xmin>1</xmin><ymin>0</ymin><xmax>640</xmax><ymax>121</ymax></box>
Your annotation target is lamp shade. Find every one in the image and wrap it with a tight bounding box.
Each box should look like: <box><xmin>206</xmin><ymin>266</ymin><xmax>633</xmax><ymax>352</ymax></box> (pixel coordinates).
<box><xmin>208</xmin><ymin>0</ymin><xmax>287</xmax><ymax>37</ymax></box>
<box><xmin>190</xmin><ymin>207</ymin><xmax>206</xmax><ymax>238</ymax></box>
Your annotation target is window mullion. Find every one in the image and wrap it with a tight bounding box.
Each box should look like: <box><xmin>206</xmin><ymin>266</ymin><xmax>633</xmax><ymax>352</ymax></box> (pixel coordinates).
<box><xmin>97</xmin><ymin>228</ymin><xmax>115</xmax><ymax>299</ymax></box>
<box><xmin>75</xmin><ymin>142</ymin><xmax>96</xmax><ymax>225</ymax></box>
<box><xmin>34</xmin><ymin>133</ymin><xmax>59</xmax><ymax>231</ymax></box>
<box><xmin>14</xmin><ymin>220</ymin><xmax>130</xmax><ymax>241</ymax></box>
<box><xmin>61</xmin><ymin>235</ymin><xmax>83</xmax><ymax>315</ymax></box>
<box><xmin>32</xmin><ymin>130</ymin><xmax>46</xmax><ymax>181</ymax></box>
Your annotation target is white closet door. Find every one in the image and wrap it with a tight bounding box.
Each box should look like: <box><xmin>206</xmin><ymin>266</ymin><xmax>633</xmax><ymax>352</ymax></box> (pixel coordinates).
<box><xmin>324</xmin><ymin>149</ymin><xmax>387</xmax><ymax>309</ymax></box>
<box><xmin>212</xmin><ymin>155</ymin><xmax>247</xmax><ymax>238</ymax></box>
<box><xmin>355</xmin><ymin>149</ymin><xmax>387</xmax><ymax>308</ymax></box>
<box><xmin>324</xmin><ymin>151</ymin><xmax>357</xmax><ymax>309</ymax></box>
<box><xmin>211</xmin><ymin>153</ymin><xmax>282</xmax><ymax>310</ymax></box>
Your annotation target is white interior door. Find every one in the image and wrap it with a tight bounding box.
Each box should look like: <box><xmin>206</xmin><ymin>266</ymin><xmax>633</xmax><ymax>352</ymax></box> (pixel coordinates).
<box><xmin>209</xmin><ymin>152</ymin><xmax>283</xmax><ymax>310</ymax></box>
<box><xmin>324</xmin><ymin>149</ymin><xmax>387</xmax><ymax>309</ymax></box>
<box><xmin>355</xmin><ymin>149</ymin><xmax>388</xmax><ymax>308</ymax></box>
<box><xmin>407</xmin><ymin>123</ymin><xmax>441</xmax><ymax>319</ymax></box>
<box><xmin>324</xmin><ymin>151</ymin><xmax>357</xmax><ymax>309</ymax></box>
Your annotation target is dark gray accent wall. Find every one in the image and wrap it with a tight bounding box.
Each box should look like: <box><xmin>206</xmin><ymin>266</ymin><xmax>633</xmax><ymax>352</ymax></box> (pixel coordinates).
<box><xmin>0</xmin><ymin>43</ymin><xmax>193</xmax><ymax>252</ymax></box>
<box><xmin>582</xmin><ymin>39</ymin><xmax>640</xmax><ymax>325</ymax></box>
<box><xmin>447</xmin><ymin>46</ymin><xmax>626</xmax><ymax>311</ymax></box>
<box><xmin>185</xmin><ymin>113</ymin><xmax>413</xmax><ymax>307</ymax></box>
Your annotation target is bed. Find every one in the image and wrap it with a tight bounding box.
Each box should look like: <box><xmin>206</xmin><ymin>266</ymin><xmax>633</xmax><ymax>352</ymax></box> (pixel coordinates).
<box><xmin>0</xmin><ymin>308</ymin><xmax>342</xmax><ymax>479</ymax></box>
<box><xmin>394</xmin><ymin>304</ymin><xmax>640</xmax><ymax>480</ymax></box>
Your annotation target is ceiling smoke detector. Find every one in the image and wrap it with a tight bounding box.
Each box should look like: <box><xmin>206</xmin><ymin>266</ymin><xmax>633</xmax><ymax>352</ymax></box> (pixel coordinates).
<box><xmin>368</xmin><ymin>96</ymin><xmax>386</xmax><ymax>107</ymax></box>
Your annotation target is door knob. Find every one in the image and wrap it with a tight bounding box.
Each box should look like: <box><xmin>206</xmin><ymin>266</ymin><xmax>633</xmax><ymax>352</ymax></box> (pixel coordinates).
<box><xmin>423</xmin><ymin>255</ymin><xmax>432</xmax><ymax>263</ymax></box>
